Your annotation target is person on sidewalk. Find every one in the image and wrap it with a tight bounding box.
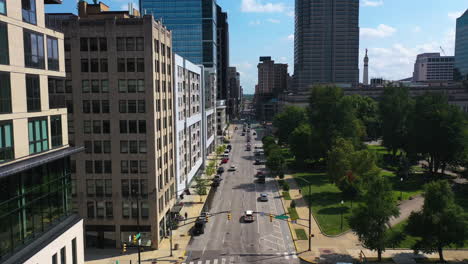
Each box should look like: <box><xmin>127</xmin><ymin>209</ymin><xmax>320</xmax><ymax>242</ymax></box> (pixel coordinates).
<box><xmin>185</xmin><ymin>212</ymin><xmax>188</xmax><ymax>224</ymax></box>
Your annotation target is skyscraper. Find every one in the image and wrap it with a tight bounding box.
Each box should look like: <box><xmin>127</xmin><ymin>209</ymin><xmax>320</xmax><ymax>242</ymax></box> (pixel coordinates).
<box><xmin>455</xmin><ymin>9</ymin><xmax>468</xmax><ymax>79</ymax></box>
<box><xmin>217</xmin><ymin>5</ymin><xmax>229</xmax><ymax>102</ymax></box>
<box><xmin>294</xmin><ymin>0</ymin><xmax>360</xmax><ymax>90</ymax></box>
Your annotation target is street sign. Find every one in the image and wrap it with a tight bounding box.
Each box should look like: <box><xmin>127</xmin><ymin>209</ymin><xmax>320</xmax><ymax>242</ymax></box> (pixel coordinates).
<box><xmin>260</xmin><ymin>212</ymin><xmax>265</xmax><ymax>216</ymax></box>
<box><xmin>275</xmin><ymin>215</ymin><xmax>289</xmax><ymax>220</ymax></box>
<box><xmin>136</xmin><ymin>233</ymin><xmax>141</xmax><ymax>240</ymax></box>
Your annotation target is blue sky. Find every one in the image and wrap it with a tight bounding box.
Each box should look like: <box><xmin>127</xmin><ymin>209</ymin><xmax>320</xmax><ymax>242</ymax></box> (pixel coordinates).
<box><xmin>47</xmin><ymin>0</ymin><xmax>468</xmax><ymax>94</ymax></box>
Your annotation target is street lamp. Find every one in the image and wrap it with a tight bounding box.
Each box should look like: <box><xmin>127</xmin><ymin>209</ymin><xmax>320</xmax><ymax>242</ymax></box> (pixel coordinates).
<box><xmin>400</xmin><ymin>177</ymin><xmax>403</xmax><ymax>200</ymax></box>
<box><xmin>293</xmin><ymin>177</ymin><xmax>313</xmax><ymax>252</ymax></box>
<box><xmin>340</xmin><ymin>200</ymin><xmax>344</xmax><ymax>232</ymax></box>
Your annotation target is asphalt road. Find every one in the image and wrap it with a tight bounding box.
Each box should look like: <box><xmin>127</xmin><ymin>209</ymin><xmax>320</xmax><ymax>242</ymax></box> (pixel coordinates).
<box><xmin>184</xmin><ymin>123</ymin><xmax>300</xmax><ymax>264</ymax></box>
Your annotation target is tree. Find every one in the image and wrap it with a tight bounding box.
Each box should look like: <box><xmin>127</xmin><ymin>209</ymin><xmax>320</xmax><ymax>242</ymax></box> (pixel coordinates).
<box><xmin>379</xmin><ymin>86</ymin><xmax>413</xmax><ymax>157</ymax></box>
<box><xmin>348</xmin><ymin>175</ymin><xmax>400</xmax><ymax>262</ymax></box>
<box><xmin>289</xmin><ymin>123</ymin><xmax>314</xmax><ymax>165</ymax></box>
<box><xmin>406</xmin><ymin>181</ymin><xmax>467</xmax><ymax>261</ymax></box>
<box><xmin>193</xmin><ymin>176</ymin><xmax>209</xmax><ymax>202</ymax></box>
<box><xmin>266</xmin><ymin>147</ymin><xmax>286</xmax><ymax>177</ymax></box>
<box><xmin>342</xmin><ymin>95</ymin><xmax>381</xmax><ymax>140</ymax></box>
<box><xmin>263</xmin><ymin>136</ymin><xmax>278</xmax><ymax>157</ymax></box>
<box><xmin>309</xmin><ymin>85</ymin><xmax>364</xmax><ymax>157</ymax></box>
<box><xmin>273</xmin><ymin>106</ymin><xmax>307</xmax><ymax>144</ymax></box>
<box><xmin>406</xmin><ymin>93</ymin><xmax>468</xmax><ymax>175</ymax></box>
<box><xmin>216</xmin><ymin>145</ymin><xmax>226</xmax><ymax>159</ymax></box>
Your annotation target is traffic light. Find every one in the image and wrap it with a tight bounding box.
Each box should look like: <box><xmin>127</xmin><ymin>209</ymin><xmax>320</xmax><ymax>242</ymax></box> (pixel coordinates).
<box><xmin>227</xmin><ymin>213</ymin><xmax>232</xmax><ymax>220</ymax></box>
<box><xmin>133</xmin><ymin>235</ymin><xmax>137</xmax><ymax>244</ymax></box>
<box><xmin>122</xmin><ymin>243</ymin><xmax>127</xmax><ymax>253</ymax></box>
<box><xmin>269</xmin><ymin>214</ymin><xmax>273</xmax><ymax>222</ymax></box>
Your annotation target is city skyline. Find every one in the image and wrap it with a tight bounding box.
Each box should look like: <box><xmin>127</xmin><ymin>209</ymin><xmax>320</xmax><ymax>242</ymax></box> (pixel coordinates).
<box><xmin>45</xmin><ymin>0</ymin><xmax>467</xmax><ymax>93</ymax></box>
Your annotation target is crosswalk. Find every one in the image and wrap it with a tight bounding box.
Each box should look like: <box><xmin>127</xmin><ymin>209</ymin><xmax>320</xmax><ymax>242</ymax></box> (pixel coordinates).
<box><xmin>183</xmin><ymin>252</ymin><xmax>298</xmax><ymax>264</ymax></box>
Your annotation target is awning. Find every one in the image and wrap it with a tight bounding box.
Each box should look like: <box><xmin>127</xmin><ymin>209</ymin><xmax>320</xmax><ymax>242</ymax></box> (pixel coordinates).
<box><xmin>0</xmin><ymin>146</ymin><xmax>84</xmax><ymax>179</ymax></box>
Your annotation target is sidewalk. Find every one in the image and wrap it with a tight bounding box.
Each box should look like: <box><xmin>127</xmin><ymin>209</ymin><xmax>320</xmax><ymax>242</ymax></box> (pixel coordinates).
<box><xmin>279</xmin><ymin>174</ymin><xmax>468</xmax><ymax>263</ymax></box>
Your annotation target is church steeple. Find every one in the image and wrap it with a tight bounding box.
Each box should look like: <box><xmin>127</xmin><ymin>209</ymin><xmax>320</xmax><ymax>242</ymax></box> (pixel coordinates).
<box><xmin>363</xmin><ymin>49</ymin><xmax>369</xmax><ymax>85</ymax></box>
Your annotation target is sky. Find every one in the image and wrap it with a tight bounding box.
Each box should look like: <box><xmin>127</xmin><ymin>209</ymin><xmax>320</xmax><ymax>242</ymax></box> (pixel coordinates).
<box><xmin>47</xmin><ymin>0</ymin><xmax>468</xmax><ymax>94</ymax></box>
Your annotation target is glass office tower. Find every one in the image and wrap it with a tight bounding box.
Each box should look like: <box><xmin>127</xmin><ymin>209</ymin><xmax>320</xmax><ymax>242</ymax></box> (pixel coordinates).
<box><xmin>455</xmin><ymin>10</ymin><xmax>468</xmax><ymax>79</ymax></box>
<box><xmin>141</xmin><ymin>0</ymin><xmax>218</xmax><ymax>68</ymax></box>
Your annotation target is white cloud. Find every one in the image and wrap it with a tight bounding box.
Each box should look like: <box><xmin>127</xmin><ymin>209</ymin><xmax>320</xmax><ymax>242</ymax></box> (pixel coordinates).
<box><xmin>267</xmin><ymin>18</ymin><xmax>281</xmax><ymax>24</ymax></box>
<box><xmin>362</xmin><ymin>0</ymin><xmax>383</xmax><ymax>7</ymax></box>
<box><xmin>249</xmin><ymin>20</ymin><xmax>262</xmax><ymax>26</ymax></box>
<box><xmin>361</xmin><ymin>24</ymin><xmax>396</xmax><ymax>38</ymax></box>
<box><xmin>241</xmin><ymin>0</ymin><xmax>285</xmax><ymax>13</ymax></box>
<box><xmin>286</xmin><ymin>34</ymin><xmax>294</xmax><ymax>41</ymax></box>
<box><xmin>412</xmin><ymin>26</ymin><xmax>421</xmax><ymax>33</ymax></box>
<box><xmin>448</xmin><ymin>11</ymin><xmax>463</xmax><ymax>20</ymax></box>
<box><xmin>120</xmin><ymin>2</ymin><xmax>138</xmax><ymax>11</ymax></box>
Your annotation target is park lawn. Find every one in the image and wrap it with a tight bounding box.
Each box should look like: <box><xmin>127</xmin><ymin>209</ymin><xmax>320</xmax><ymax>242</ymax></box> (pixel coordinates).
<box><xmin>295</xmin><ymin>229</ymin><xmax>308</xmax><ymax>240</ymax></box>
<box><xmin>293</xmin><ymin>172</ymin><xmax>354</xmax><ymax>235</ymax></box>
<box><xmin>380</xmin><ymin>170</ymin><xmax>424</xmax><ymax>201</ymax></box>
<box><xmin>282</xmin><ymin>191</ymin><xmax>291</xmax><ymax>200</ymax></box>
<box><xmin>288</xmin><ymin>207</ymin><xmax>300</xmax><ymax>221</ymax></box>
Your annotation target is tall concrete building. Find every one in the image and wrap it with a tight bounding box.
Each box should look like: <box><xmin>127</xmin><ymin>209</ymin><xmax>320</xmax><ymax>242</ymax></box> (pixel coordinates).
<box><xmin>217</xmin><ymin>5</ymin><xmax>229</xmax><ymax>103</ymax></box>
<box><xmin>174</xmin><ymin>54</ymin><xmax>204</xmax><ymax>196</ymax></box>
<box><xmin>0</xmin><ymin>0</ymin><xmax>85</xmax><ymax>263</ymax></box>
<box><xmin>455</xmin><ymin>9</ymin><xmax>468</xmax><ymax>79</ymax></box>
<box><xmin>227</xmin><ymin>67</ymin><xmax>241</xmax><ymax>118</ymax></box>
<box><xmin>294</xmin><ymin>0</ymin><xmax>360</xmax><ymax>90</ymax></box>
<box><xmin>412</xmin><ymin>53</ymin><xmax>454</xmax><ymax>82</ymax></box>
<box><xmin>363</xmin><ymin>49</ymin><xmax>369</xmax><ymax>85</ymax></box>
<box><xmin>46</xmin><ymin>1</ymin><xmax>176</xmax><ymax>249</ymax></box>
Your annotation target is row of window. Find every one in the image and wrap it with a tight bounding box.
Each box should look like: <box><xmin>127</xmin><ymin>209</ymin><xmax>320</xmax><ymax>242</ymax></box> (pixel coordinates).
<box><xmin>83</xmin><ymin>100</ymin><xmax>110</xmax><ymax>114</ymax></box>
<box><xmin>81</xmin><ymin>58</ymin><xmax>107</xmax><ymax>73</ymax></box>
<box><xmin>83</xmin><ymin>120</ymin><xmax>110</xmax><ymax>134</ymax></box>
<box><xmin>119</xmin><ymin>120</ymin><xmax>147</xmax><ymax>134</ymax></box>
<box><xmin>120</xmin><ymin>140</ymin><xmax>147</xmax><ymax>154</ymax></box>
<box><xmin>82</xmin><ymin>79</ymin><xmax>109</xmax><ymax>93</ymax></box>
<box><xmin>84</xmin><ymin>141</ymin><xmax>111</xmax><ymax>154</ymax></box>
<box><xmin>51</xmin><ymin>239</ymin><xmax>78</xmax><ymax>264</ymax></box>
<box><xmin>117</xmin><ymin>58</ymin><xmax>145</xmax><ymax>73</ymax></box>
<box><xmin>119</xmin><ymin>100</ymin><xmax>146</xmax><ymax>113</ymax></box>
<box><xmin>87</xmin><ymin>201</ymin><xmax>115</xmax><ymax>219</ymax></box>
<box><xmin>85</xmin><ymin>160</ymin><xmax>112</xmax><ymax>174</ymax></box>
<box><xmin>86</xmin><ymin>179</ymin><xmax>112</xmax><ymax>197</ymax></box>
<box><xmin>121</xmin><ymin>160</ymin><xmax>148</xmax><ymax>174</ymax></box>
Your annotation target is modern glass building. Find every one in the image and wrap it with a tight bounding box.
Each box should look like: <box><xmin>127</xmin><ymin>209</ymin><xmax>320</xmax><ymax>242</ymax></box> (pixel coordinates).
<box><xmin>294</xmin><ymin>0</ymin><xmax>360</xmax><ymax>90</ymax></box>
<box><xmin>455</xmin><ymin>10</ymin><xmax>468</xmax><ymax>79</ymax></box>
<box><xmin>141</xmin><ymin>0</ymin><xmax>218</xmax><ymax>68</ymax></box>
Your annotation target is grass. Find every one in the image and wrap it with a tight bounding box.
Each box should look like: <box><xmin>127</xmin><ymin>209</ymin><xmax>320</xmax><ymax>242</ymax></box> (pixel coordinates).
<box><xmin>282</xmin><ymin>191</ymin><xmax>291</xmax><ymax>200</ymax></box>
<box><xmin>293</xmin><ymin>172</ymin><xmax>353</xmax><ymax>235</ymax></box>
<box><xmin>288</xmin><ymin>207</ymin><xmax>299</xmax><ymax>221</ymax></box>
<box><xmin>294</xmin><ymin>229</ymin><xmax>308</xmax><ymax>240</ymax></box>
<box><xmin>380</xmin><ymin>170</ymin><xmax>425</xmax><ymax>201</ymax></box>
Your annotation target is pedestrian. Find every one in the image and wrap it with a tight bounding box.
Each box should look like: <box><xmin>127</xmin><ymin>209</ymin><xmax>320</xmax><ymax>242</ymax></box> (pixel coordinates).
<box><xmin>298</xmin><ymin>189</ymin><xmax>302</xmax><ymax>195</ymax></box>
<box><xmin>184</xmin><ymin>212</ymin><xmax>188</xmax><ymax>223</ymax></box>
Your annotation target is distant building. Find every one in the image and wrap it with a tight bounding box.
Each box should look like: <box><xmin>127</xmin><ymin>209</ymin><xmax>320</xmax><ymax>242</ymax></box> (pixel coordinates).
<box><xmin>257</xmin><ymin>57</ymin><xmax>288</xmax><ymax>95</ymax></box>
<box><xmin>217</xmin><ymin>6</ymin><xmax>229</xmax><ymax>104</ymax></box>
<box><xmin>0</xmin><ymin>0</ymin><xmax>84</xmax><ymax>263</ymax></box>
<box><xmin>412</xmin><ymin>53</ymin><xmax>454</xmax><ymax>82</ymax></box>
<box><xmin>294</xmin><ymin>0</ymin><xmax>360</xmax><ymax>90</ymax></box>
<box><xmin>363</xmin><ymin>49</ymin><xmax>369</xmax><ymax>85</ymax></box>
<box><xmin>455</xmin><ymin>9</ymin><xmax>468</xmax><ymax>79</ymax></box>
<box><xmin>227</xmin><ymin>67</ymin><xmax>241</xmax><ymax>118</ymax></box>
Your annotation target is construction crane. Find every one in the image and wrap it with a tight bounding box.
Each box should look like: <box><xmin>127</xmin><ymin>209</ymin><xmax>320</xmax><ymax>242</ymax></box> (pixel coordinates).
<box><xmin>440</xmin><ymin>46</ymin><xmax>446</xmax><ymax>56</ymax></box>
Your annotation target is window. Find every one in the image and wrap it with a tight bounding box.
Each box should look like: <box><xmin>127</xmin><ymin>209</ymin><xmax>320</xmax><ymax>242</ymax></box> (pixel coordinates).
<box><xmin>22</xmin><ymin>0</ymin><xmax>37</xmax><ymax>24</ymax></box>
<box><xmin>90</xmin><ymin>58</ymin><xmax>99</xmax><ymax>72</ymax></box>
<box><xmin>105</xmin><ymin>179</ymin><xmax>112</xmax><ymax>197</ymax></box>
<box><xmin>103</xmin><ymin>120</ymin><xmax>110</xmax><ymax>134</ymax></box>
<box><xmin>102</xmin><ymin>100</ymin><xmax>109</xmax><ymax>113</ymax></box>
<box><xmin>0</xmin><ymin>72</ymin><xmax>11</xmax><ymax>113</ymax></box>
<box><xmin>140</xmin><ymin>160</ymin><xmax>148</xmax><ymax>173</ymax></box>
<box><xmin>101</xmin><ymin>80</ymin><xmax>109</xmax><ymax>93</ymax></box>
<box><xmin>138</xmin><ymin>100</ymin><xmax>145</xmax><ymax>113</ymax></box>
<box><xmin>127</xmin><ymin>58</ymin><xmax>135</xmax><ymax>72</ymax></box>
<box><xmin>89</xmin><ymin>37</ymin><xmax>98</xmax><ymax>51</ymax></box>
<box><xmin>52</xmin><ymin>254</ymin><xmax>58</xmax><ymax>264</ymax></box>
<box><xmin>28</xmin><ymin>118</ymin><xmax>48</xmax><ymax>154</ymax></box>
<box><xmin>81</xmin><ymin>59</ymin><xmax>89</xmax><ymax>72</ymax></box>
<box><xmin>119</xmin><ymin>100</ymin><xmax>127</xmax><ymax>113</ymax></box>
<box><xmin>129</xmin><ymin>120</ymin><xmax>137</xmax><ymax>133</ymax></box>
<box><xmin>84</xmin><ymin>140</ymin><xmax>91</xmax><ymax>153</ymax></box>
<box><xmin>0</xmin><ymin>22</ymin><xmax>9</xmax><ymax>65</ymax></box>
<box><xmin>82</xmin><ymin>80</ymin><xmax>90</xmax><ymax>93</ymax></box>
<box><xmin>105</xmin><ymin>202</ymin><xmax>113</xmax><ymax>218</ymax></box>
<box><xmin>155</xmin><ymin>39</ymin><xmax>159</xmax><ymax>53</ymax></box>
<box><xmin>83</xmin><ymin>120</ymin><xmax>91</xmax><ymax>134</ymax></box>
<box><xmin>60</xmin><ymin>246</ymin><xmax>66</xmax><ymax>264</ymax></box>
<box><xmin>120</xmin><ymin>120</ymin><xmax>127</xmax><ymax>133</ymax></box>
<box><xmin>126</xmin><ymin>37</ymin><xmax>135</xmax><ymax>51</ymax></box>
<box><xmin>117</xmin><ymin>58</ymin><xmax>125</xmax><ymax>72</ymax></box>
<box><xmin>137</xmin><ymin>79</ymin><xmax>144</xmax><ymax>92</ymax></box>
<box><xmin>104</xmin><ymin>160</ymin><xmax>112</xmax><ymax>173</ymax></box>
<box><xmin>26</xmin><ymin>74</ymin><xmax>40</xmax><ymax>112</ymax></box>
<box><xmin>87</xmin><ymin>201</ymin><xmax>95</xmax><ymax>218</ymax></box>
<box><xmin>80</xmin><ymin>38</ymin><xmax>88</xmax><ymax>51</ymax></box>
<box><xmin>50</xmin><ymin>115</ymin><xmax>62</xmax><ymax>148</ymax></box>
<box><xmin>139</xmin><ymin>120</ymin><xmax>146</xmax><ymax>134</ymax></box>
<box><xmin>121</xmin><ymin>179</ymin><xmax>129</xmax><ymax>197</ymax></box>
<box><xmin>137</xmin><ymin>58</ymin><xmax>144</xmax><ymax>72</ymax></box>
<box><xmin>64</xmin><ymin>37</ymin><xmax>70</xmax><ymax>51</ymax></box>
<box><xmin>120</xmin><ymin>141</ymin><xmax>128</xmax><ymax>153</ymax></box>
<box><xmin>96</xmin><ymin>179</ymin><xmax>104</xmax><ymax>197</ymax></box>
<box><xmin>141</xmin><ymin>202</ymin><xmax>149</xmax><ymax>218</ymax></box>
<box><xmin>131</xmin><ymin>202</ymin><xmax>138</xmax><ymax>218</ymax></box>
<box><xmin>121</xmin><ymin>160</ymin><xmax>129</xmax><ymax>173</ymax></box>
<box><xmin>85</xmin><ymin>160</ymin><xmax>93</xmax><ymax>174</ymax></box>
<box><xmin>93</xmin><ymin>120</ymin><xmax>101</xmax><ymax>134</ymax></box>
<box><xmin>91</xmin><ymin>80</ymin><xmax>99</xmax><ymax>93</ymax></box>
<box><xmin>103</xmin><ymin>141</ymin><xmax>111</xmax><ymax>153</ymax></box>
<box><xmin>86</xmin><ymin>179</ymin><xmax>95</xmax><ymax>195</ymax></box>
<box><xmin>100</xmin><ymin>59</ymin><xmax>108</xmax><ymax>72</ymax></box>
<box><xmin>72</xmin><ymin>238</ymin><xmax>77</xmax><ymax>264</ymax></box>
<box><xmin>118</xmin><ymin>80</ymin><xmax>126</xmax><ymax>92</ymax></box>
<box><xmin>130</xmin><ymin>160</ymin><xmax>138</xmax><ymax>173</ymax></box>
<box><xmin>47</xmin><ymin>37</ymin><xmax>59</xmax><ymax>71</ymax></box>
<box><xmin>93</xmin><ymin>140</ymin><xmax>102</xmax><ymax>154</ymax></box>
<box><xmin>122</xmin><ymin>201</ymin><xmax>130</xmax><ymax>218</ymax></box>
<box><xmin>128</xmin><ymin>100</ymin><xmax>136</xmax><ymax>113</ymax></box>
<box><xmin>24</xmin><ymin>30</ymin><xmax>44</xmax><ymax>69</ymax></box>
<box><xmin>136</xmin><ymin>37</ymin><xmax>144</xmax><ymax>51</ymax></box>
<box><xmin>129</xmin><ymin>140</ymin><xmax>138</xmax><ymax>154</ymax></box>
<box><xmin>139</xmin><ymin>141</ymin><xmax>147</xmax><ymax>153</ymax></box>
<box><xmin>0</xmin><ymin>121</ymin><xmax>14</xmax><ymax>162</ymax></box>
<box><xmin>99</xmin><ymin>37</ymin><xmax>107</xmax><ymax>51</ymax></box>
<box><xmin>92</xmin><ymin>100</ymin><xmax>100</xmax><ymax>113</ymax></box>
<box><xmin>128</xmin><ymin>79</ymin><xmax>136</xmax><ymax>92</ymax></box>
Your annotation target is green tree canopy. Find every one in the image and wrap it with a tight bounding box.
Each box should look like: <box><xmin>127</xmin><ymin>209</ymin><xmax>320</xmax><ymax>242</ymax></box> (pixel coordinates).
<box><xmin>342</xmin><ymin>94</ymin><xmax>381</xmax><ymax>140</ymax></box>
<box><xmin>379</xmin><ymin>86</ymin><xmax>413</xmax><ymax>156</ymax></box>
<box><xmin>273</xmin><ymin>106</ymin><xmax>308</xmax><ymax>144</ymax></box>
<box><xmin>348</xmin><ymin>175</ymin><xmax>400</xmax><ymax>262</ymax></box>
<box><xmin>266</xmin><ymin>147</ymin><xmax>286</xmax><ymax>177</ymax></box>
<box><xmin>405</xmin><ymin>181</ymin><xmax>467</xmax><ymax>261</ymax></box>
<box><xmin>289</xmin><ymin>123</ymin><xmax>315</xmax><ymax>165</ymax></box>
<box><xmin>406</xmin><ymin>93</ymin><xmax>468</xmax><ymax>174</ymax></box>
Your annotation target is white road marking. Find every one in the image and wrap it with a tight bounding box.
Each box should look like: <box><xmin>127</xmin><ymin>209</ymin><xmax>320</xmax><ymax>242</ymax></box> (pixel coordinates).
<box><xmin>213</xmin><ymin>259</ymin><xmax>218</xmax><ymax>264</ymax></box>
<box><xmin>197</xmin><ymin>261</ymin><xmax>203</xmax><ymax>264</ymax></box>
<box><xmin>206</xmin><ymin>260</ymin><xmax>211</xmax><ymax>264</ymax></box>
<box><xmin>221</xmin><ymin>258</ymin><xmax>226</xmax><ymax>264</ymax></box>
<box><xmin>284</xmin><ymin>252</ymin><xmax>290</xmax><ymax>259</ymax></box>
<box><xmin>229</xmin><ymin>256</ymin><xmax>235</xmax><ymax>263</ymax></box>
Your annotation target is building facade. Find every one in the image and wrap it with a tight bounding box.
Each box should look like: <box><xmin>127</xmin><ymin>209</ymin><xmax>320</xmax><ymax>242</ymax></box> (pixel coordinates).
<box><xmin>174</xmin><ymin>54</ymin><xmax>204</xmax><ymax>196</ymax></box>
<box><xmin>0</xmin><ymin>0</ymin><xmax>84</xmax><ymax>263</ymax></box>
<box><xmin>412</xmin><ymin>53</ymin><xmax>454</xmax><ymax>82</ymax></box>
<box><xmin>227</xmin><ymin>67</ymin><xmax>241</xmax><ymax>118</ymax></box>
<box><xmin>294</xmin><ymin>0</ymin><xmax>359</xmax><ymax>90</ymax></box>
<box><xmin>455</xmin><ymin>9</ymin><xmax>468</xmax><ymax>79</ymax></box>
<box><xmin>216</xmin><ymin>5</ymin><xmax>229</xmax><ymax>103</ymax></box>
<box><xmin>46</xmin><ymin>1</ymin><xmax>176</xmax><ymax>249</ymax></box>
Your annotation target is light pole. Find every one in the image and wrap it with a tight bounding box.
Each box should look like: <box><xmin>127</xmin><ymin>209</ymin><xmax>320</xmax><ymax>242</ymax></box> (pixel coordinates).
<box><xmin>293</xmin><ymin>177</ymin><xmax>313</xmax><ymax>251</ymax></box>
<box><xmin>340</xmin><ymin>200</ymin><xmax>344</xmax><ymax>232</ymax></box>
<box><xmin>400</xmin><ymin>177</ymin><xmax>403</xmax><ymax>200</ymax></box>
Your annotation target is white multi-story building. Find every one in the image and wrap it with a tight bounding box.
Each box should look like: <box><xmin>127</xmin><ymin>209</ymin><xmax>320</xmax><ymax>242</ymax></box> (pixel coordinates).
<box><xmin>413</xmin><ymin>53</ymin><xmax>455</xmax><ymax>82</ymax></box>
<box><xmin>174</xmin><ymin>54</ymin><xmax>205</xmax><ymax>194</ymax></box>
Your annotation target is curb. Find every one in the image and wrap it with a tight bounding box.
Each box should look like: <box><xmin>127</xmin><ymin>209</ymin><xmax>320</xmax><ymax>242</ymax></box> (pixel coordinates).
<box><xmin>275</xmin><ymin>178</ymin><xmax>299</xmax><ymax>252</ymax></box>
<box><xmin>298</xmin><ymin>255</ymin><xmax>318</xmax><ymax>264</ymax></box>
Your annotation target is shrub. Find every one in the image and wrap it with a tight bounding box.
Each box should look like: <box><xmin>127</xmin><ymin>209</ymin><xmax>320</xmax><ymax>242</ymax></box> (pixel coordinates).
<box><xmin>283</xmin><ymin>182</ymin><xmax>290</xmax><ymax>191</ymax></box>
<box><xmin>290</xmin><ymin>200</ymin><xmax>296</xmax><ymax>208</ymax></box>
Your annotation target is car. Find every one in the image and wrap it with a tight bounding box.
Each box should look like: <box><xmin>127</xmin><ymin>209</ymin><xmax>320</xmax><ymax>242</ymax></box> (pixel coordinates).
<box><xmin>256</xmin><ymin>171</ymin><xmax>264</xmax><ymax>177</ymax></box>
<box><xmin>217</xmin><ymin>167</ymin><xmax>225</xmax><ymax>174</ymax></box>
<box><xmin>244</xmin><ymin>210</ymin><xmax>255</xmax><ymax>222</ymax></box>
<box><xmin>241</xmin><ymin>132</ymin><xmax>245</xmax><ymax>136</ymax></box>
<box><xmin>243</xmin><ymin>128</ymin><xmax>246</xmax><ymax>132</ymax></box>
<box><xmin>193</xmin><ymin>219</ymin><xmax>206</xmax><ymax>235</ymax></box>
<box><xmin>227</xmin><ymin>144</ymin><xmax>232</xmax><ymax>150</ymax></box>
<box><xmin>228</xmin><ymin>165</ymin><xmax>237</xmax><ymax>171</ymax></box>
<box><xmin>254</xmin><ymin>159</ymin><xmax>261</xmax><ymax>165</ymax></box>
<box><xmin>257</xmin><ymin>176</ymin><xmax>266</xmax><ymax>184</ymax></box>
<box><xmin>224</xmin><ymin>149</ymin><xmax>230</xmax><ymax>154</ymax></box>
<box><xmin>253</xmin><ymin>132</ymin><xmax>256</xmax><ymax>136</ymax></box>
<box><xmin>214</xmin><ymin>174</ymin><xmax>221</xmax><ymax>180</ymax></box>
<box><xmin>259</xmin><ymin>193</ymin><xmax>268</xmax><ymax>202</ymax></box>
<box><xmin>221</xmin><ymin>158</ymin><xmax>229</xmax><ymax>164</ymax></box>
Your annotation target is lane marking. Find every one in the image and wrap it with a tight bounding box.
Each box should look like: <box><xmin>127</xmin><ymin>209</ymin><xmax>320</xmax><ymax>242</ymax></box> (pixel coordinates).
<box><xmin>213</xmin><ymin>259</ymin><xmax>218</xmax><ymax>264</ymax></box>
<box><xmin>221</xmin><ymin>258</ymin><xmax>226</xmax><ymax>264</ymax></box>
<box><xmin>229</xmin><ymin>256</ymin><xmax>235</xmax><ymax>263</ymax></box>
<box><xmin>206</xmin><ymin>260</ymin><xmax>211</xmax><ymax>264</ymax></box>
<box><xmin>197</xmin><ymin>262</ymin><xmax>202</xmax><ymax>264</ymax></box>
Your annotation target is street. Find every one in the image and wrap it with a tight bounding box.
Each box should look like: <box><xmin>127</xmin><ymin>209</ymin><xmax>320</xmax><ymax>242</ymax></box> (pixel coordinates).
<box><xmin>184</xmin><ymin>123</ymin><xmax>300</xmax><ymax>264</ymax></box>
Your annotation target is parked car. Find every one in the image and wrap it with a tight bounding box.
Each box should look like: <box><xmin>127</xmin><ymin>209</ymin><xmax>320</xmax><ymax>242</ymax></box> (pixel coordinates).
<box><xmin>193</xmin><ymin>219</ymin><xmax>206</xmax><ymax>235</ymax></box>
<box><xmin>217</xmin><ymin>167</ymin><xmax>225</xmax><ymax>174</ymax></box>
<box><xmin>228</xmin><ymin>165</ymin><xmax>237</xmax><ymax>171</ymax></box>
<box><xmin>259</xmin><ymin>193</ymin><xmax>268</xmax><ymax>202</ymax></box>
<box><xmin>227</xmin><ymin>144</ymin><xmax>232</xmax><ymax>150</ymax></box>
<box><xmin>241</xmin><ymin>132</ymin><xmax>246</xmax><ymax>136</ymax></box>
<box><xmin>244</xmin><ymin>210</ymin><xmax>255</xmax><ymax>222</ymax></box>
<box><xmin>256</xmin><ymin>171</ymin><xmax>264</xmax><ymax>177</ymax></box>
<box><xmin>253</xmin><ymin>132</ymin><xmax>256</xmax><ymax>136</ymax></box>
<box><xmin>257</xmin><ymin>176</ymin><xmax>266</xmax><ymax>184</ymax></box>
<box><xmin>221</xmin><ymin>158</ymin><xmax>229</xmax><ymax>164</ymax></box>
<box><xmin>254</xmin><ymin>159</ymin><xmax>261</xmax><ymax>165</ymax></box>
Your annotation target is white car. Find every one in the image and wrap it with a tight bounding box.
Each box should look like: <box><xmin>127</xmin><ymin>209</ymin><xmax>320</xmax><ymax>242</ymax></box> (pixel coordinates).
<box><xmin>259</xmin><ymin>193</ymin><xmax>268</xmax><ymax>202</ymax></box>
<box><xmin>244</xmin><ymin>210</ymin><xmax>255</xmax><ymax>222</ymax></box>
<box><xmin>228</xmin><ymin>165</ymin><xmax>237</xmax><ymax>171</ymax></box>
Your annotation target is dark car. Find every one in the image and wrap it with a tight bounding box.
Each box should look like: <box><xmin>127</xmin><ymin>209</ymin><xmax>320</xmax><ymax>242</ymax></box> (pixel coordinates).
<box><xmin>227</xmin><ymin>144</ymin><xmax>232</xmax><ymax>150</ymax></box>
<box><xmin>193</xmin><ymin>219</ymin><xmax>206</xmax><ymax>235</ymax></box>
<box><xmin>254</xmin><ymin>159</ymin><xmax>261</xmax><ymax>165</ymax></box>
<box><xmin>217</xmin><ymin>167</ymin><xmax>225</xmax><ymax>174</ymax></box>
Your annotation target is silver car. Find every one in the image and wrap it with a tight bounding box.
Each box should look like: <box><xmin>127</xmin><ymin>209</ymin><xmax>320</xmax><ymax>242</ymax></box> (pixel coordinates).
<box><xmin>259</xmin><ymin>193</ymin><xmax>268</xmax><ymax>202</ymax></box>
